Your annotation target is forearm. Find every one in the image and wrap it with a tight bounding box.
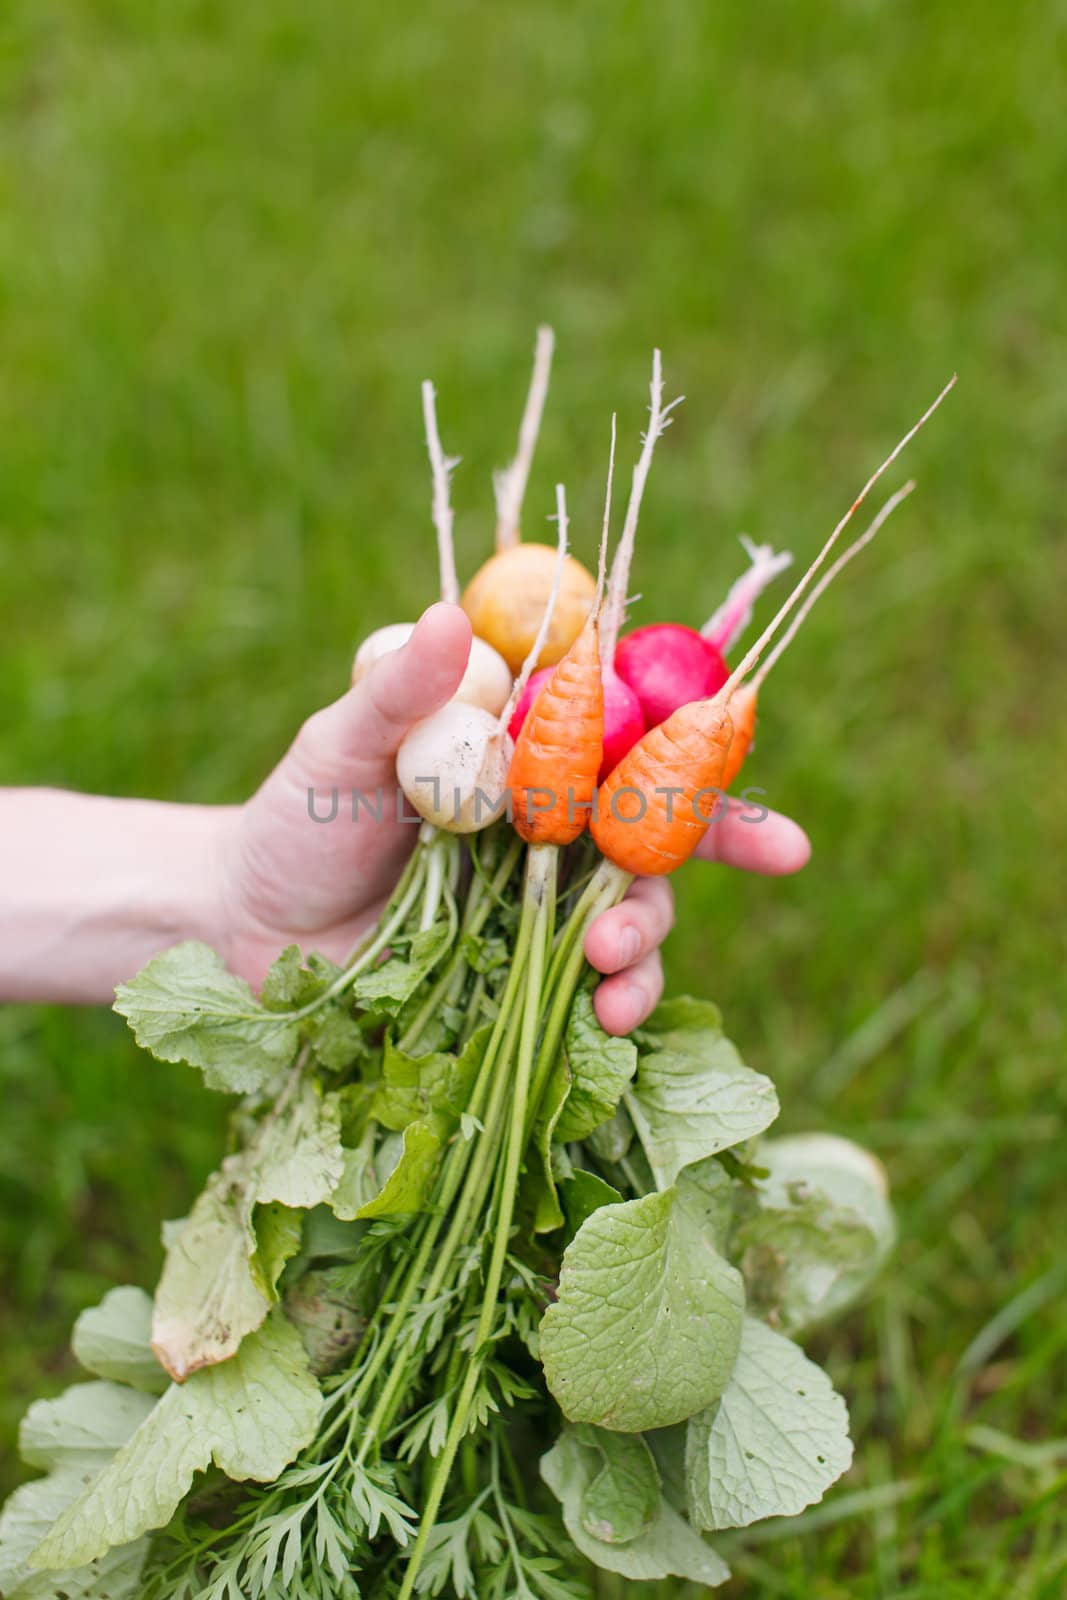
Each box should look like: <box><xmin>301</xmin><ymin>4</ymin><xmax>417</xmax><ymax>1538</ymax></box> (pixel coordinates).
<box><xmin>0</xmin><ymin>789</ymin><xmax>237</xmax><ymax>1004</ymax></box>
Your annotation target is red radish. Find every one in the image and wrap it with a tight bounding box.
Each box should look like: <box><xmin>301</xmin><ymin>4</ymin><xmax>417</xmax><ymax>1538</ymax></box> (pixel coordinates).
<box><xmin>507</xmin><ymin>663</ymin><xmax>551</xmax><ymax>742</ymax></box>
<box><xmin>701</xmin><ymin>537</ymin><xmax>795</xmax><ymax>654</ymax></box>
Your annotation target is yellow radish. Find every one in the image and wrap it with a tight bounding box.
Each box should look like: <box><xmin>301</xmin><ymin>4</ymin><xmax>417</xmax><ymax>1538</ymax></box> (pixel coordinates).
<box><xmin>461</xmin><ymin>543</ymin><xmax>596</xmax><ymax>674</ymax></box>
<box><xmin>461</xmin><ymin>326</ymin><xmax>596</xmax><ymax>671</ymax></box>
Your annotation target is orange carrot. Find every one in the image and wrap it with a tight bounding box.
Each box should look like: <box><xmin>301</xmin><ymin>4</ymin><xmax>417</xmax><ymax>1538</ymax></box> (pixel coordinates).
<box><xmin>509</xmin><ymin>438</ymin><xmax>616</xmax><ymax>845</ymax></box>
<box><xmin>593</xmin><ymin>378</ymin><xmax>955</xmax><ymax>874</ymax></box>
<box><xmin>590</xmin><ymin>699</ymin><xmax>735</xmax><ymax>873</ymax></box>
<box><xmin>719</xmin><ymin>680</ymin><xmax>759</xmax><ymax>791</ymax></box>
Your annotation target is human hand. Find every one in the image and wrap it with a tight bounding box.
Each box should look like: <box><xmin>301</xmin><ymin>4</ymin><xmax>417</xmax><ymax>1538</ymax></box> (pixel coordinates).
<box><xmin>219</xmin><ymin>603</ymin><xmax>810</xmax><ymax>1033</ymax></box>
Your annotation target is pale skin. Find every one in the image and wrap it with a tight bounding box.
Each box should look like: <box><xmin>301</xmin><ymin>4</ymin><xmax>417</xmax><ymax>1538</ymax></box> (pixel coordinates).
<box><xmin>0</xmin><ymin>604</ymin><xmax>810</xmax><ymax>1031</ymax></box>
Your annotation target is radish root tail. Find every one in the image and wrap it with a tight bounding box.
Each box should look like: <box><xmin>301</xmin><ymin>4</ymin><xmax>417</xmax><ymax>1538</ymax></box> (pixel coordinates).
<box><xmin>422</xmin><ymin>381</ymin><xmax>461</xmax><ymax>607</ymax></box>
<box><xmin>494</xmin><ymin>326</ymin><xmax>556</xmax><ymax>552</ymax></box>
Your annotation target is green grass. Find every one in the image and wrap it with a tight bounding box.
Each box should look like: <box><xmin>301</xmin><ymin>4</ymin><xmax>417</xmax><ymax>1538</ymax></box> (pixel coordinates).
<box><xmin>2</xmin><ymin>1</ymin><xmax>1066</xmax><ymax>1591</ymax></box>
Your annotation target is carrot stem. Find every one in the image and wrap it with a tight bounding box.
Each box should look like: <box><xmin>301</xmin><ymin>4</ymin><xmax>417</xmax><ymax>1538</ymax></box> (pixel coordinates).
<box><xmin>715</xmin><ymin>375</ymin><xmax>956</xmax><ymax>704</ymax></box>
<box><xmin>600</xmin><ymin>350</ymin><xmax>683</xmax><ymax>663</ymax></box>
<box><xmin>396</xmin><ymin>845</ymin><xmax>557</xmax><ymax>1600</ymax></box>
<box><xmin>497</xmin><ymin>485</ymin><xmax>569</xmax><ymax>731</ymax></box>
<box><xmin>754</xmin><ymin>479</ymin><xmax>917</xmax><ymax>688</ymax></box>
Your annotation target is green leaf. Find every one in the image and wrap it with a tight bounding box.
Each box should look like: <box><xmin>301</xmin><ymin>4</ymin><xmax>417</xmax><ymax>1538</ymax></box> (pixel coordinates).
<box><xmin>586</xmin><ymin>1106</ymin><xmax>634</xmax><ymax>1166</ymax></box>
<box><xmin>678</xmin><ymin>1156</ymin><xmax>737</xmax><ymax>1252</ymax></box>
<box><xmin>645</xmin><ymin>1425</ymin><xmax>688</xmax><ymax>1513</ymax></box>
<box><xmin>540</xmin><ymin>1171</ymin><xmax>745</xmax><ymax>1432</ymax></box>
<box><xmin>685</xmin><ymin>1316</ymin><xmax>853</xmax><ymax>1530</ymax></box>
<box><xmin>328</xmin><ymin>1134</ymin><xmax>380</xmax><ymax>1221</ymax></box>
<box><xmin>627</xmin><ymin>1027</ymin><xmax>778</xmax><ymax>1188</ymax></box>
<box><xmin>29</xmin><ymin>1315</ymin><xmax>321</xmax><ymax>1573</ymax></box>
<box><xmin>284</xmin><ymin>1269</ymin><xmax>367</xmax><ymax>1377</ymax></box>
<box><xmin>735</xmin><ymin>1134</ymin><xmax>896</xmax><ymax>1334</ymax></box>
<box><xmin>636</xmin><ymin>995</ymin><xmax>726</xmax><ymax>1052</ymax></box>
<box><xmin>113</xmin><ymin>942</ymin><xmax>298</xmax><ymax>1093</ymax></box>
<box><xmin>357</xmin><ymin>1122</ymin><xmax>441</xmax><ymax>1218</ymax></box>
<box><xmin>559</xmin><ymin>1171</ymin><xmax>623</xmax><ymax>1243</ymax></box>
<box><xmin>307</xmin><ymin>1005</ymin><xmax>367</xmax><ymax>1071</ymax></box>
<box><xmin>459</xmin><ymin>931</ymin><xmax>509</xmax><ymax>973</ymax></box>
<box><xmin>152</xmin><ymin>1078</ymin><xmax>341</xmax><ymax>1379</ymax></box>
<box><xmin>251</xmin><ymin>1202</ymin><xmax>303</xmax><ymax>1297</ymax></box>
<box><xmin>151</xmin><ymin>1159</ymin><xmax>272</xmax><ymax>1381</ymax></box>
<box><xmin>253</xmin><ymin>1081</ymin><xmax>346</xmax><ymax>1209</ymax></box>
<box><xmin>0</xmin><ymin>1469</ymin><xmax>147</xmax><ymax>1599</ymax></box>
<box><xmin>555</xmin><ymin>985</ymin><xmax>638</xmax><ymax>1144</ymax></box>
<box><xmin>19</xmin><ymin>1385</ymin><xmax>155</xmax><ymax>1472</ymax></box>
<box><xmin>301</xmin><ymin>1205</ymin><xmax>368</xmax><ymax>1263</ymax></box>
<box><xmin>572</xmin><ymin>1425</ymin><xmax>660</xmax><ymax>1544</ymax></box>
<box><xmin>261</xmin><ymin>944</ymin><xmax>324</xmax><ymax>1010</ymax></box>
<box><xmin>349</xmin><ymin>923</ymin><xmax>451</xmax><ymax>1016</ymax></box>
<box><xmin>71</xmin><ymin>1288</ymin><xmax>168</xmax><ymax>1395</ymax></box>
<box><xmin>372</xmin><ymin>1026</ymin><xmax>487</xmax><ymax>1133</ymax></box>
<box><xmin>541</xmin><ymin>1427</ymin><xmax>729</xmax><ymax>1587</ymax></box>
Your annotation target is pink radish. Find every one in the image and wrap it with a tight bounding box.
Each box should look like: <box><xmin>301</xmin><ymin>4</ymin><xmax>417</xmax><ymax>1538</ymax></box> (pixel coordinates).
<box><xmin>614</xmin><ymin>538</ymin><xmax>792</xmax><ymax>730</ymax></box>
<box><xmin>614</xmin><ymin>623</ymin><xmax>728</xmax><ymax>729</ymax></box>
<box><xmin>506</xmin><ymin>661</ymin><xmax>644</xmax><ymax>782</ymax></box>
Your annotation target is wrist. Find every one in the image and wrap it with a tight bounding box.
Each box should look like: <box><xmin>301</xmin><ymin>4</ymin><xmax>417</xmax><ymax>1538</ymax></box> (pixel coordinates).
<box><xmin>0</xmin><ymin>790</ymin><xmax>242</xmax><ymax>1004</ymax></box>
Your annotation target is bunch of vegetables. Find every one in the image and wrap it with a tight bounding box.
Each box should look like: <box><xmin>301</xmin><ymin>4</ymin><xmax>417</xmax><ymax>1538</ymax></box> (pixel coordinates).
<box><xmin>0</xmin><ymin>334</ymin><xmax>951</xmax><ymax>1600</ymax></box>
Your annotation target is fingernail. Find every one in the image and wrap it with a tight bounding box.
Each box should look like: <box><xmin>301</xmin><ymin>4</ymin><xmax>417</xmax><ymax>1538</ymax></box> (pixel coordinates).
<box><xmin>618</xmin><ymin>928</ymin><xmax>641</xmax><ymax>967</ymax></box>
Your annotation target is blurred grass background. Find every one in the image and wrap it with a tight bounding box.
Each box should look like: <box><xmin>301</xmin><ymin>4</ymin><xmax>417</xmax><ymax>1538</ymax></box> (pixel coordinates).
<box><xmin>1</xmin><ymin>1</ymin><xmax>1066</xmax><ymax>1593</ymax></box>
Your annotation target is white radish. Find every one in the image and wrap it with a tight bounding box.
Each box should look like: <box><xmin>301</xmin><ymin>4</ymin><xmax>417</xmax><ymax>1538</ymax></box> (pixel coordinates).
<box><xmin>351</xmin><ymin>623</ymin><xmax>417</xmax><ymax>685</ymax></box>
<box><xmin>397</xmin><ymin>701</ymin><xmax>514</xmax><ymax>833</ymax></box>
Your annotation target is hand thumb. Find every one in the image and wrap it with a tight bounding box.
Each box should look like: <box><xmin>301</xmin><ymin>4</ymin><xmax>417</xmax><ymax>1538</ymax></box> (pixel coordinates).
<box><xmin>289</xmin><ymin>603</ymin><xmax>473</xmax><ymax>788</ymax></box>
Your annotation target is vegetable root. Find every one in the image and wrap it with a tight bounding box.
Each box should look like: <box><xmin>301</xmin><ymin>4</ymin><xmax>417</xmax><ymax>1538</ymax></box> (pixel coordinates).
<box><xmin>493</xmin><ymin>324</ymin><xmax>555</xmax><ymax>551</ymax></box>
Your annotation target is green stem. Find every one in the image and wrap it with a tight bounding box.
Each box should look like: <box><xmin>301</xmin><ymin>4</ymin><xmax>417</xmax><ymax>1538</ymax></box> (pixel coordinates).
<box><xmin>398</xmin><ymin>834</ymin><xmax>522</xmax><ymax>1053</ymax></box>
<box><xmin>396</xmin><ymin>847</ymin><xmax>557</xmax><ymax>1600</ymax></box>
<box><xmin>355</xmin><ymin>931</ymin><xmax>532</xmax><ymax>1453</ymax></box>
<box><xmin>525</xmin><ymin>859</ymin><xmax>631</xmax><ymax>1137</ymax></box>
<box><xmin>348</xmin><ymin>863</ymin><xmax>539</xmax><ymax>1460</ymax></box>
<box><xmin>299</xmin><ymin>847</ymin><xmax>429</xmax><ymax>1017</ymax></box>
